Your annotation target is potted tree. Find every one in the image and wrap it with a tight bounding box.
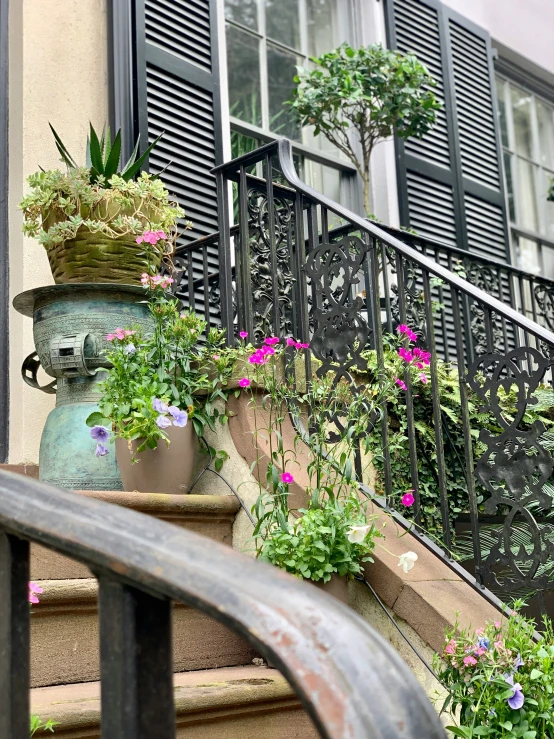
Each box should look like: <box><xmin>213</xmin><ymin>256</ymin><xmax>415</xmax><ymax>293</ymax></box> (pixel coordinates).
<box><xmin>86</xmin><ymin>265</ymin><xmax>233</xmax><ymax>493</ymax></box>
<box><xmin>288</xmin><ymin>43</ymin><xmax>441</xmax><ymax>215</ymax></box>
<box><xmin>20</xmin><ymin>124</ymin><xmax>185</xmax><ymax>284</ymax></box>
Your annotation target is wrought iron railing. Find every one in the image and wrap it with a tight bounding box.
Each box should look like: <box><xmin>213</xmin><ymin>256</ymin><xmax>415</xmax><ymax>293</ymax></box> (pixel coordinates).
<box><xmin>0</xmin><ymin>469</ymin><xmax>444</xmax><ymax>738</ymax></box>
<box><xmin>176</xmin><ymin>138</ymin><xmax>554</xmax><ymax>617</ymax></box>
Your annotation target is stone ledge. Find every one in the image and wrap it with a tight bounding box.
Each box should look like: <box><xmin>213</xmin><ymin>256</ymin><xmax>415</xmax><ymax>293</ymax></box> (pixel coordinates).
<box><xmin>0</xmin><ymin>462</ymin><xmax>39</xmax><ymax>477</ymax></box>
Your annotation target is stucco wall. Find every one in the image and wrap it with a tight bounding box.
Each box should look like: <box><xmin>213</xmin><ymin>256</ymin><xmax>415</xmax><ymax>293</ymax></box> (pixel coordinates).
<box><xmin>8</xmin><ymin>0</ymin><xmax>109</xmax><ymax>463</ymax></box>
<box><xmin>442</xmin><ymin>0</ymin><xmax>554</xmax><ymax>77</ymax></box>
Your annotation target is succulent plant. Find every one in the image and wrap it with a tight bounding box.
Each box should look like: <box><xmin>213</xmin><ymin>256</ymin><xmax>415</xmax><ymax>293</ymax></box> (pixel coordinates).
<box><xmin>49</xmin><ymin>122</ymin><xmax>162</xmax><ymax>186</ymax></box>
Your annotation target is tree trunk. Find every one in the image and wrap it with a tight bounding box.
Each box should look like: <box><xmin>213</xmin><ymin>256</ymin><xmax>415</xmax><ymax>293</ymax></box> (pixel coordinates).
<box><xmin>363</xmin><ymin>170</ymin><xmax>371</xmax><ymax>217</ymax></box>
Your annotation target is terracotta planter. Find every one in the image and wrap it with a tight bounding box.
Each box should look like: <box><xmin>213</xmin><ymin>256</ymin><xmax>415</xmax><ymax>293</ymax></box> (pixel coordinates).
<box><xmin>115</xmin><ymin>424</ymin><xmax>198</xmax><ymax>494</ymax></box>
<box><xmin>312</xmin><ymin>574</ymin><xmax>349</xmax><ymax>604</ymax></box>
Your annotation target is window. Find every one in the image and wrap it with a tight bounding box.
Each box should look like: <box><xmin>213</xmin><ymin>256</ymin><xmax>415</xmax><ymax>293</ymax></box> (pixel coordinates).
<box><xmin>496</xmin><ymin>76</ymin><xmax>554</xmax><ymax>276</ymax></box>
<box><xmin>225</xmin><ymin>0</ymin><xmax>357</xmax><ymax>203</ymax></box>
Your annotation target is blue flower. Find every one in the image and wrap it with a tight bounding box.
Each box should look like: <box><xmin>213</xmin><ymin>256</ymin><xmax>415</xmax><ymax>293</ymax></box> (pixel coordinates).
<box><xmin>477</xmin><ymin>637</ymin><xmax>490</xmax><ymax>650</ymax></box>
<box><xmin>168</xmin><ymin>406</ymin><xmax>188</xmax><ymax>427</ymax></box>
<box><xmin>513</xmin><ymin>653</ymin><xmax>524</xmax><ymax>671</ymax></box>
<box><xmin>505</xmin><ymin>675</ymin><xmax>524</xmax><ymax>710</ymax></box>
<box><xmin>156</xmin><ymin>415</ymin><xmax>172</xmax><ymax>429</ymax></box>
<box><xmin>124</xmin><ymin>343</ymin><xmax>136</xmax><ymax>355</ymax></box>
<box><xmin>95</xmin><ymin>443</ymin><xmax>109</xmax><ymax>457</ymax></box>
<box><xmin>90</xmin><ymin>425</ymin><xmax>109</xmax><ymax>442</ymax></box>
<box><xmin>152</xmin><ymin>398</ymin><xmax>169</xmax><ymax>413</ymax></box>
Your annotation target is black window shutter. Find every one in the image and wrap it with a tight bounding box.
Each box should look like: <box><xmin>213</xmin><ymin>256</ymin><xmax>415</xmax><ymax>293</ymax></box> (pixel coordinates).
<box><xmin>110</xmin><ymin>0</ymin><xmax>224</xmax><ymax>248</ymax></box>
<box><xmin>386</xmin><ymin>0</ymin><xmax>509</xmax><ymax>263</ymax></box>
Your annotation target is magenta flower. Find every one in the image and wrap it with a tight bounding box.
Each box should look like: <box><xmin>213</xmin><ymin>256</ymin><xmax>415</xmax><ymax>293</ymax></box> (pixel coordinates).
<box><xmin>295</xmin><ymin>342</ymin><xmax>310</xmax><ymax>349</ymax></box>
<box><xmin>398</xmin><ymin>347</ymin><xmax>413</xmax><ymax>363</ymax></box>
<box><xmin>261</xmin><ymin>346</ymin><xmax>275</xmax><ymax>355</ymax></box>
<box><xmin>413</xmin><ymin>347</ymin><xmax>431</xmax><ymax>366</ymax></box>
<box><xmin>281</xmin><ymin>472</ymin><xmax>294</xmax><ymax>484</ymax></box>
<box><xmin>90</xmin><ymin>425</ymin><xmax>109</xmax><ymax>443</ymax></box>
<box><xmin>264</xmin><ymin>337</ymin><xmax>280</xmax><ymax>345</ymax></box>
<box><xmin>401</xmin><ymin>491</ymin><xmax>415</xmax><ymax>507</ymax></box>
<box><xmin>395</xmin><ymin>378</ymin><xmax>407</xmax><ymax>391</ymax></box>
<box><xmin>397</xmin><ymin>324</ymin><xmax>417</xmax><ymax>342</ymax></box>
<box><xmin>248</xmin><ymin>351</ymin><xmax>267</xmax><ymax>365</ymax></box>
<box><xmin>286</xmin><ymin>337</ymin><xmax>296</xmax><ymax>346</ymax></box>
<box><xmin>28</xmin><ymin>581</ymin><xmax>44</xmax><ymax>605</ymax></box>
<box><xmin>239</xmin><ymin>331</ymin><xmax>248</xmax><ymax>339</ymax></box>
<box><xmin>156</xmin><ymin>415</ymin><xmax>172</xmax><ymax>429</ymax></box>
<box><xmin>95</xmin><ymin>443</ymin><xmax>109</xmax><ymax>457</ymax></box>
<box><xmin>238</xmin><ymin>377</ymin><xmax>251</xmax><ymax>388</ymax></box>
<box><xmin>419</xmin><ymin>373</ymin><xmax>428</xmax><ymax>384</ymax></box>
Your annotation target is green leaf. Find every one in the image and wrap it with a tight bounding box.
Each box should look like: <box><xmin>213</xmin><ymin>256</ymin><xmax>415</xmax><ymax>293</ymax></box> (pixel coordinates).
<box><xmin>88</xmin><ymin>123</ymin><xmax>105</xmax><ymax>175</ymax></box>
<box><xmin>103</xmin><ymin>129</ymin><xmax>122</xmax><ymax>180</ymax></box>
<box><xmin>445</xmin><ymin>727</ymin><xmax>471</xmax><ymax>738</ymax></box>
<box><xmin>49</xmin><ymin>123</ymin><xmax>77</xmax><ymax>168</ymax></box>
<box><xmin>85</xmin><ymin>411</ymin><xmax>111</xmax><ymax>428</ymax></box>
<box><xmin>121</xmin><ymin>132</ymin><xmax>164</xmax><ymax>181</ymax></box>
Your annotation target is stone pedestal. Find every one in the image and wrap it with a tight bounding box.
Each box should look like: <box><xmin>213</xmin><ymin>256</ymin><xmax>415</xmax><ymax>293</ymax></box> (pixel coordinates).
<box><xmin>13</xmin><ymin>284</ymin><xmax>153</xmax><ymax>489</ymax></box>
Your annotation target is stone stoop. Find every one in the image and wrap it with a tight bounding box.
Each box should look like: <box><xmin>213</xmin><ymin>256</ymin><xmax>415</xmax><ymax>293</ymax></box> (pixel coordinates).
<box><xmin>31</xmin><ymin>666</ymin><xmax>319</xmax><ymax>738</ymax></box>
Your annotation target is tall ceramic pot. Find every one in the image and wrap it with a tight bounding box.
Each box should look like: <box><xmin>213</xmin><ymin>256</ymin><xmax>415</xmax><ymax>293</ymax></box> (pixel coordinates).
<box><xmin>115</xmin><ymin>424</ymin><xmax>199</xmax><ymax>494</ymax></box>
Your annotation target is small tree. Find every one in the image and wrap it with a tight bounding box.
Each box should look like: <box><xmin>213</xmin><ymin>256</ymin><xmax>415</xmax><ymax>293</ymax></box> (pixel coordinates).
<box><xmin>288</xmin><ymin>43</ymin><xmax>441</xmax><ymax>215</ymax></box>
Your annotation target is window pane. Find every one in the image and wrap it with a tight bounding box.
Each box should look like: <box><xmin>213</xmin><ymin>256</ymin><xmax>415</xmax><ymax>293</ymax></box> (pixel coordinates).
<box><xmin>304</xmin><ymin>159</ymin><xmax>342</xmax><ymax>227</ymax></box>
<box><xmin>265</xmin><ymin>0</ymin><xmax>300</xmax><ymax>50</ymax></box>
<box><xmin>495</xmin><ymin>77</ymin><xmax>509</xmax><ymax>149</ymax></box>
<box><xmin>267</xmin><ymin>44</ymin><xmax>301</xmax><ymax>139</ymax></box>
<box><xmin>515</xmin><ymin>157</ymin><xmax>539</xmax><ymax>231</ymax></box>
<box><xmin>543</xmin><ymin>246</ymin><xmax>554</xmax><ymax>280</ymax></box>
<box><xmin>226</xmin><ymin>25</ymin><xmax>262</xmax><ymax>127</ymax></box>
<box><xmin>538</xmin><ymin>101</ymin><xmax>554</xmax><ymax>170</ymax></box>
<box><xmin>543</xmin><ymin>169</ymin><xmax>554</xmax><ymax>240</ymax></box>
<box><xmin>307</xmin><ymin>0</ymin><xmax>338</xmax><ymax>57</ymax></box>
<box><xmin>503</xmin><ymin>151</ymin><xmax>516</xmax><ymax>222</ymax></box>
<box><xmin>230</xmin><ymin>131</ymin><xmax>259</xmax><ymax>169</ymax></box>
<box><xmin>225</xmin><ymin>0</ymin><xmax>258</xmax><ymax>31</ymax></box>
<box><xmin>511</xmin><ymin>87</ymin><xmax>534</xmax><ymax>159</ymax></box>
<box><xmin>516</xmin><ymin>235</ymin><xmax>540</xmax><ymax>275</ymax></box>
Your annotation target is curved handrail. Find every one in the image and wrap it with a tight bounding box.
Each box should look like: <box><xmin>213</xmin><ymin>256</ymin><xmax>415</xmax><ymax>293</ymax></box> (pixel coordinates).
<box><xmin>213</xmin><ymin>138</ymin><xmax>554</xmax><ymax>347</ymax></box>
<box><xmin>0</xmin><ymin>470</ymin><xmax>445</xmax><ymax>738</ymax></box>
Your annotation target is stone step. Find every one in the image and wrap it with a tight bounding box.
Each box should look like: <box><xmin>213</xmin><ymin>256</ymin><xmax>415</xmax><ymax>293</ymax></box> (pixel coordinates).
<box><xmin>31</xmin><ymin>579</ymin><xmax>256</xmax><ymax>688</ymax></box>
<box><xmin>31</xmin><ymin>492</ymin><xmax>240</xmax><ymax>579</ymax></box>
<box><xmin>30</xmin><ymin>665</ymin><xmax>318</xmax><ymax>739</ymax></box>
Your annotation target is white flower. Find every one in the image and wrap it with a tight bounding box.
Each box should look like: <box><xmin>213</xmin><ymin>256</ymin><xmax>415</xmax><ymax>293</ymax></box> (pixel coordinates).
<box><xmin>347</xmin><ymin>524</ymin><xmax>373</xmax><ymax>544</ymax></box>
<box><xmin>398</xmin><ymin>551</ymin><xmax>418</xmax><ymax>573</ymax></box>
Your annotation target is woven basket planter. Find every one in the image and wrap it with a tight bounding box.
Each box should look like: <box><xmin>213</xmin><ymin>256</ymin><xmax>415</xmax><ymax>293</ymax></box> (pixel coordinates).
<box><xmin>46</xmin><ymin>230</ymin><xmax>164</xmax><ymax>285</ymax></box>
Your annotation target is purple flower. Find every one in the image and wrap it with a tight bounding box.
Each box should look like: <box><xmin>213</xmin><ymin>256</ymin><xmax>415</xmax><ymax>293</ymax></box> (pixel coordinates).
<box><xmin>477</xmin><ymin>637</ymin><xmax>490</xmax><ymax>650</ymax></box>
<box><xmin>90</xmin><ymin>425</ymin><xmax>109</xmax><ymax>442</ymax></box>
<box><xmin>513</xmin><ymin>653</ymin><xmax>524</xmax><ymax>670</ymax></box>
<box><xmin>124</xmin><ymin>343</ymin><xmax>136</xmax><ymax>355</ymax></box>
<box><xmin>505</xmin><ymin>675</ymin><xmax>524</xmax><ymax>710</ymax></box>
<box><xmin>168</xmin><ymin>406</ymin><xmax>188</xmax><ymax>427</ymax></box>
<box><xmin>156</xmin><ymin>415</ymin><xmax>172</xmax><ymax>429</ymax></box>
<box><xmin>152</xmin><ymin>398</ymin><xmax>169</xmax><ymax>413</ymax></box>
<box><xmin>95</xmin><ymin>443</ymin><xmax>109</xmax><ymax>457</ymax></box>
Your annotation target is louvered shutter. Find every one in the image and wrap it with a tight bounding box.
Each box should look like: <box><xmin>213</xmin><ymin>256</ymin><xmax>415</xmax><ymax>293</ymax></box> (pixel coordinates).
<box><xmin>110</xmin><ymin>0</ymin><xmax>224</xmax><ymax>299</ymax></box>
<box><xmin>386</xmin><ymin>0</ymin><xmax>509</xmax><ymax>263</ymax></box>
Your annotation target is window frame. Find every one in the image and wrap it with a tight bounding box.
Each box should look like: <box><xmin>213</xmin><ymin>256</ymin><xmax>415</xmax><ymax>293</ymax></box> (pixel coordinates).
<box><xmin>223</xmin><ymin>0</ymin><xmax>361</xmax><ymax>209</ymax></box>
<box><xmin>496</xmin><ymin>72</ymin><xmax>554</xmax><ymax>273</ymax></box>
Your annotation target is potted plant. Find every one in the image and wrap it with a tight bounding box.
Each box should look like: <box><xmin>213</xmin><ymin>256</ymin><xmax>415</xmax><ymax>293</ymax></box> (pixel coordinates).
<box><xmin>436</xmin><ymin>603</ymin><xmax>554</xmax><ymax>738</ymax></box>
<box><xmin>235</xmin><ymin>330</ymin><xmax>421</xmax><ymax>599</ymax></box>
<box><xmin>20</xmin><ymin>124</ymin><xmax>185</xmax><ymax>284</ymax></box>
<box><xmin>288</xmin><ymin>43</ymin><xmax>441</xmax><ymax>215</ymax></box>
<box><xmin>86</xmin><ymin>264</ymin><xmax>233</xmax><ymax>493</ymax></box>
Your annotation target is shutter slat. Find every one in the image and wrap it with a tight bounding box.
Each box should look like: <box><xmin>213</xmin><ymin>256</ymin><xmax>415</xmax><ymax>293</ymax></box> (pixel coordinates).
<box><xmin>145</xmin><ymin>0</ymin><xmax>212</xmax><ymax>71</ymax></box>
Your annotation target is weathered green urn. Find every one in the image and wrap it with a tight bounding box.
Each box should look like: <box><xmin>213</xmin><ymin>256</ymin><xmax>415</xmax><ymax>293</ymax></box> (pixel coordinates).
<box><xmin>13</xmin><ymin>284</ymin><xmax>154</xmax><ymax>490</ymax></box>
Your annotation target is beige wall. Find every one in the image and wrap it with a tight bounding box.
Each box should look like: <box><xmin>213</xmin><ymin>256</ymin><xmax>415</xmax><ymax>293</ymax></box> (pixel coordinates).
<box><xmin>8</xmin><ymin>0</ymin><xmax>109</xmax><ymax>463</ymax></box>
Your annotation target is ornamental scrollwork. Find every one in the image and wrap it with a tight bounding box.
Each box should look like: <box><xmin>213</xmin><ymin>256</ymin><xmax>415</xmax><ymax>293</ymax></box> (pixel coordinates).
<box><xmin>463</xmin><ymin>259</ymin><xmax>503</xmax><ymax>354</ymax></box>
<box><xmin>304</xmin><ymin>235</ymin><xmax>374</xmax><ymax>440</ymax></box>
<box><xmin>467</xmin><ymin>346</ymin><xmax>554</xmax><ymax>593</ymax></box>
<box><xmin>247</xmin><ymin>188</ymin><xmax>295</xmax><ymax>341</ymax></box>
<box><xmin>534</xmin><ymin>283</ymin><xmax>554</xmax><ymax>332</ymax></box>
<box><xmin>385</xmin><ymin>248</ymin><xmax>427</xmax><ymax>346</ymax></box>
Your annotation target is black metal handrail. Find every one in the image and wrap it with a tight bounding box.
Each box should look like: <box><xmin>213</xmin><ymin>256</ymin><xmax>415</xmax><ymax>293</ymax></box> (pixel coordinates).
<box><xmin>0</xmin><ymin>469</ymin><xmax>445</xmax><ymax>738</ymax></box>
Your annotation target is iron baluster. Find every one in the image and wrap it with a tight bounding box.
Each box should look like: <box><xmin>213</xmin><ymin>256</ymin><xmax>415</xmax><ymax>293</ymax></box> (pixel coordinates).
<box><xmin>264</xmin><ymin>154</ymin><xmax>281</xmax><ymax>338</ymax></box>
<box><xmin>202</xmin><ymin>247</ymin><xmax>211</xmax><ymax>329</ymax></box>
<box><xmin>215</xmin><ymin>171</ymin><xmax>234</xmax><ymax>344</ymax></box>
<box><xmin>238</xmin><ymin>165</ymin><xmax>254</xmax><ymax>339</ymax></box>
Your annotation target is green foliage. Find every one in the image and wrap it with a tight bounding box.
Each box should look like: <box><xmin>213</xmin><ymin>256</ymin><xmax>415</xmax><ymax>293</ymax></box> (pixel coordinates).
<box><xmin>260</xmin><ymin>495</ymin><xmax>381</xmax><ymax>582</ymax></box>
<box><xmin>30</xmin><ymin>715</ymin><xmax>57</xmax><ymax>735</ymax></box>
<box><xmin>50</xmin><ymin>122</ymin><xmax>162</xmax><ymax>185</ymax></box>
<box><xmin>288</xmin><ymin>43</ymin><xmax>441</xmax><ymax>212</ymax></box>
<box><xmin>85</xmin><ymin>282</ymin><xmax>235</xmax><ymax>456</ymax></box>
<box><xmin>435</xmin><ymin>606</ymin><xmax>554</xmax><ymax>738</ymax></box>
<box><xmin>20</xmin><ymin>168</ymin><xmax>185</xmax><ymax>252</ymax></box>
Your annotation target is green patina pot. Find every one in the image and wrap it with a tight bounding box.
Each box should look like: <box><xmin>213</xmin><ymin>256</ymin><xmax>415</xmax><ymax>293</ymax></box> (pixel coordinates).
<box><xmin>13</xmin><ymin>283</ymin><xmax>155</xmax><ymax>490</ymax></box>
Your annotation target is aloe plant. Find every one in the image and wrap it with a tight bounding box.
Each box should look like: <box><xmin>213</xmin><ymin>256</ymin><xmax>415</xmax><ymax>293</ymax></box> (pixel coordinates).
<box><xmin>49</xmin><ymin>123</ymin><xmax>162</xmax><ymax>186</ymax></box>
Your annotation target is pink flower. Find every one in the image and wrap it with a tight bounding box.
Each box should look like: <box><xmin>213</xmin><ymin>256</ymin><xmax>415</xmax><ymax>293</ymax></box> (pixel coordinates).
<box><xmin>106</xmin><ymin>333</ymin><xmax>115</xmax><ymax>342</ymax></box>
<box><xmin>248</xmin><ymin>351</ymin><xmax>267</xmax><ymax>365</ymax></box>
<box><xmin>114</xmin><ymin>328</ymin><xmax>125</xmax><ymax>340</ymax></box>
<box><xmin>264</xmin><ymin>337</ymin><xmax>280</xmax><ymax>345</ymax></box>
<box><xmin>156</xmin><ymin>230</ymin><xmax>167</xmax><ymax>239</ymax></box>
<box><xmin>419</xmin><ymin>373</ymin><xmax>428</xmax><ymax>384</ymax></box>
<box><xmin>398</xmin><ymin>347</ymin><xmax>413</xmax><ymax>363</ymax></box>
<box><xmin>136</xmin><ymin>236</ymin><xmax>144</xmax><ymax>244</ymax></box>
<box><xmin>494</xmin><ymin>621</ymin><xmax>501</xmax><ymax>628</ymax></box>
<box><xmin>212</xmin><ymin>354</ymin><xmax>220</xmax><ymax>360</ymax></box>
<box><xmin>395</xmin><ymin>378</ymin><xmax>407</xmax><ymax>391</ymax></box>
<box><xmin>397</xmin><ymin>324</ymin><xmax>417</xmax><ymax>342</ymax></box>
<box><xmin>239</xmin><ymin>331</ymin><xmax>248</xmax><ymax>339</ymax></box>
<box><xmin>140</xmin><ymin>273</ymin><xmax>150</xmax><ymax>285</ymax></box>
<box><xmin>463</xmin><ymin>656</ymin><xmax>477</xmax><ymax>667</ymax></box>
<box><xmin>475</xmin><ymin>647</ymin><xmax>487</xmax><ymax>657</ymax></box>
<box><xmin>401</xmin><ymin>491</ymin><xmax>415</xmax><ymax>507</ymax></box>
<box><xmin>29</xmin><ymin>581</ymin><xmax>44</xmax><ymax>605</ymax></box>
<box><xmin>445</xmin><ymin>639</ymin><xmax>457</xmax><ymax>655</ymax></box>
<box><xmin>124</xmin><ymin>330</ymin><xmax>136</xmax><ymax>337</ymax></box>
<box><xmin>281</xmin><ymin>472</ymin><xmax>294</xmax><ymax>484</ymax></box>
<box><xmin>413</xmin><ymin>348</ymin><xmax>431</xmax><ymax>366</ymax></box>
<box><xmin>238</xmin><ymin>377</ymin><xmax>251</xmax><ymax>388</ymax></box>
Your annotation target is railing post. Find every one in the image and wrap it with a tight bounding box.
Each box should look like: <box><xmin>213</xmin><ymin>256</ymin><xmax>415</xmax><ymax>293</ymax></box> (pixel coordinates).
<box><xmin>98</xmin><ymin>577</ymin><xmax>175</xmax><ymax>739</ymax></box>
<box><xmin>215</xmin><ymin>171</ymin><xmax>235</xmax><ymax>345</ymax></box>
<box><xmin>0</xmin><ymin>532</ymin><xmax>30</xmax><ymax>738</ymax></box>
